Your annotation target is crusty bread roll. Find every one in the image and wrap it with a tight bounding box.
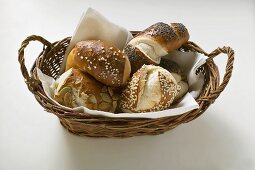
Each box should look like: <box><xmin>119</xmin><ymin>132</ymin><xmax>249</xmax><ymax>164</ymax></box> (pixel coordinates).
<box><xmin>159</xmin><ymin>58</ymin><xmax>183</xmax><ymax>82</ymax></box>
<box><xmin>124</xmin><ymin>44</ymin><xmax>157</xmax><ymax>74</ymax></box>
<box><xmin>119</xmin><ymin>65</ymin><xmax>181</xmax><ymax>113</ymax></box>
<box><xmin>159</xmin><ymin>58</ymin><xmax>189</xmax><ymax>102</ymax></box>
<box><xmin>54</xmin><ymin>68</ymin><xmax>118</xmax><ymax>112</ymax></box>
<box><xmin>175</xmin><ymin>80</ymin><xmax>188</xmax><ymax>101</ymax></box>
<box><xmin>124</xmin><ymin>22</ymin><xmax>189</xmax><ymax>73</ymax></box>
<box><xmin>66</xmin><ymin>40</ymin><xmax>131</xmax><ymax>87</ymax></box>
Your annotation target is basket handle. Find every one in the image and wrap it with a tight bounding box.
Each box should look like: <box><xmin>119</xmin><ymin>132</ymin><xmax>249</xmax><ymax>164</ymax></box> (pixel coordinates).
<box><xmin>205</xmin><ymin>46</ymin><xmax>234</xmax><ymax>102</ymax></box>
<box><xmin>18</xmin><ymin>35</ymin><xmax>53</xmax><ymax>92</ymax></box>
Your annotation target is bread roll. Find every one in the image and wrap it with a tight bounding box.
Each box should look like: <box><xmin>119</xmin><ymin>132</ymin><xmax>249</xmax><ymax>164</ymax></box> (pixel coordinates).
<box><xmin>54</xmin><ymin>68</ymin><xmax>118</xmax><ymax>112</ymax></box>
<box><xmin>119</xmin><ymin>65</ymin><xmax>181</xmax><ymax>113</ymax></box>
<box><xmin>159</xmin><ymin>58</ymin><xmax>189</xmax><ymax>102</ymax></box>
<box><xmin>175</xmin><ymin>80</ymin><xmax>189</xmax><ymax>101</ymax></box>
<box><xmin>159</xmin><ymin>58</ymin><xmax>183</xmax><ymax>82</ymax></box>
<box><xmin>124</xmin><ymin>22</ymin><xmax>189</xmax><ymax>73</ymax></box>
<box><xmin>66</xmin><ymin>40</ymin><xmax>131</xmax><ymax>87</ymax></box>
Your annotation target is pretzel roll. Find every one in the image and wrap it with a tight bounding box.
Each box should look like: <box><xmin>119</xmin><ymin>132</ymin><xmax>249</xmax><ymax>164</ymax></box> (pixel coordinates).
<box><xmin>124</xmin><ymin>44</ymin><xmax>157</xmax><ymax>74</ymax></box>
<box><xmin>159</xmin><ymin>58</ymin><xmax>183</xmax><ymax>82</ymax></box>
<box><xmin>66</xmin><ymin>40</ymin><xmax>131</xmax><ymax>87</ymax></box>
<box><xmin>159</xmin><ymin>58</ymin><xmax>189</xmax><ymax>102</ymax></box>
<box><xmin>124</xmin><ymin>22</ymin><xmax>189</xmax><ymax>73</ymax></box>
<box><xmin>119</xmin><ymin>65</ymin><xmax>181</xmax><ymax>113</ymax></box>
<box><xmin>54</xmin><ymin>68</ymin><xmax>118</xmax><ymax>112</ymax></box>
<box><xmin>175</xmin><ymin>80</ymin><xmax>189</xmax><ymax>102</ymax></box>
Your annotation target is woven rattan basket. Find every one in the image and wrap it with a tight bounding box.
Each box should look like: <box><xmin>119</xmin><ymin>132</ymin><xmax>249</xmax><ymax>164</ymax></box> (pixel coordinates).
<box><xmin>18</xmin><ymin>32</ymin><xmax>234</xmax><ymax>137</ymax></box>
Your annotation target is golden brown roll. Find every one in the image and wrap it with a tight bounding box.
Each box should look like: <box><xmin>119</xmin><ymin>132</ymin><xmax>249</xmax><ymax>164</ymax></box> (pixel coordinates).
<box><xmin>54</xmin><ymin>68</ymin><xmax>118</xmax><ymax>112</ymax></box>
<box><xmin>124</xmin><ymin>22</ymin><xmax>189</xmax><ymax>73</ymax></box>
<box><xmin>66</xmin><ymin>40</ymin><xmax>131</xmax><ymax>87</ymax></box>
<box><xmin>119</xmin><ymin>65</ymin><xmax>181</xmax><ymax>113</ymax></box>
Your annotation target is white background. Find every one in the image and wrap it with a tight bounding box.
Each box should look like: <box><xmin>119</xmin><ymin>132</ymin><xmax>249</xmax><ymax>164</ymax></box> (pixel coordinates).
<box><xmin>1</xmin><ymin>0</ymin><xmax>255</xmax><ymax>169</ymax></box>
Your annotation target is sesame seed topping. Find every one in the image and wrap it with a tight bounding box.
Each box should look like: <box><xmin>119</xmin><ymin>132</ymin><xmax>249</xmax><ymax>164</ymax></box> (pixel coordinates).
<box><xmin>120</xmin><ymin>65</ymin><xmax>179</xmax><ymax>112</ymax></box>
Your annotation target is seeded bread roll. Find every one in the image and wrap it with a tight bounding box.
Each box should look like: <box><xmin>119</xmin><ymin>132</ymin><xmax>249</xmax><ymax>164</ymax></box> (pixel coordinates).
<box><xmin>66</xmin><ymin>40</ymin><xmax>131</xmax><ymax>87</ymax></box>
<box><xmin>124</xmin><ymin>22</ymin><xmax>189</xmax><ymax>73</ymax></box>
<box><xmin>124</xmin><ymin>44</ymin><xmax>157</xmax><ymax>74</ymax></box>
<box><xmin>160</xmin><ymin>58</ymin><xmax>183</xmax><ymax>82</ymax></box>
<box><xmin>159</xmin><ymin>58</ymin><xmax>189</xmax><ymax>102</ymax></box>
<box><xmin>175</xmin><ymin>80</ymin><xmax>189</xmax><ymax>102</ymax></box>
<box><xmin>119</xmin><ymin>65</ymin><xmax>181</xmax><ymax>113</ymax></box>
<box><xmin>54</xmin><ymin>68</ymin><xmax>118</xmax><ymax>112</ymax></box>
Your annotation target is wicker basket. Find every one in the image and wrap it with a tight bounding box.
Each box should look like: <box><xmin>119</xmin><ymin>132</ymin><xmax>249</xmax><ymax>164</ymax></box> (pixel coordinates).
<box><xmin>18</xmin><ymin>32</ymin><xmax>234</xmax><ymax>138</ymax></box>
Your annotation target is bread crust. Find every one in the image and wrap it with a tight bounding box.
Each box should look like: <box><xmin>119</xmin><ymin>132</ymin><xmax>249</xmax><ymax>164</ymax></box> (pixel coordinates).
<box><xmin>159</xmin><ymin>58</ymin><xmax>189</xmax><ymax>102</ymax></box>
<box><xmin>66</xmin><ymin>40</ymin><xmax>131</xmax><ymax>87</ymax></box>
<box><xmin>136</xmin><ymin>22</ymin><xmax>189</xmax><ymax>52</ymax></box>
<box><xmin>124</xmin><ymin>44</ymin><xmax>157</xmax><ymax>74</ymax></box>
<box><xmin>159</xmin><ymin>58</ymin><xmax>182</xmax><ymax>75</ymax></box>
<box><xmin>124</xmin><ymin>22</ymin><xmax>189</xmax><ymax>74</ymax></box>
<box><xmin>120</xmin><ymin>65</ymin><xmax>180</xmax><ymax>113</ymax></box>
<box><xmin>54</xmin><ymin>68</ymin><xmax>118</xmax><ymax>112</ymax></box>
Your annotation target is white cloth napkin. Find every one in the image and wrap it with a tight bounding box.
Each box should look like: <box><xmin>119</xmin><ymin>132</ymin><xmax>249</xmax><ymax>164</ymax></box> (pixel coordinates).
<box><xmin>163</xmin><ymin>51</ymin><xmax>207</xmax><ymax>98</ymax></box>
<box><xmin>37</xmin><ymin>8</ymin><xmax>207</xmax><ymax>118</ymax></box>
<box><xmin>59</xmin><ymin>8</ymin><xmax>133</xmax><ymax>74</ymax></box>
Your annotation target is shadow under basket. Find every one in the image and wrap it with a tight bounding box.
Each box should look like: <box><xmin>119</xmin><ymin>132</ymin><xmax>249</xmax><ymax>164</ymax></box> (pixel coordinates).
<box><xmin>18</xmin><ymin>32</ymin><xmax>234</xmax><ymax>138</ymax></box>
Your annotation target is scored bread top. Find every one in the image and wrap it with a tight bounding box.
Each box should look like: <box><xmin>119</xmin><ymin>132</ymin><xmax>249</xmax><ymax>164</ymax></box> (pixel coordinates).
<box><xmin>120</xmin><ymin>65</ymin><xmax>180</xmax><ymax>113</ymax></box>
<box><xmin>123</xmin><ymin>44</ymin><xmax>157</xmax><ymax>73</ymax></box>
<box><xmin>54</xmin><ymin>68</ymin><xmax>118</xmax><ymax>112</ymax></box>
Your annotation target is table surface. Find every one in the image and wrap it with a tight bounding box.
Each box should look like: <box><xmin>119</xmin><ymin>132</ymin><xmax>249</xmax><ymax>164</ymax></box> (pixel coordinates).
<box><xmin>1</xmin><ymin>0</ymin><xmax>255</xmax><ymax>169</ymax></box>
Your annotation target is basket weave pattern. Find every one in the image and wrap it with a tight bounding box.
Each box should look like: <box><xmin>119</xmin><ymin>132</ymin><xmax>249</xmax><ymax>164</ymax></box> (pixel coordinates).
<box><xmin>18</xmin><ymin>32</ymin><xmax>234</xmax><ymax>137</ymax></box>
